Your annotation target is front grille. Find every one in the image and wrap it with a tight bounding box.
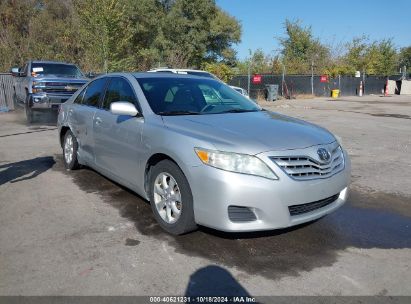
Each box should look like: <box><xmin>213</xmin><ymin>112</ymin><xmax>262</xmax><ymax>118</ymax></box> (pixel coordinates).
<box><xmin>288</xmin><ymin>194</ymin><xmax>340</xmax><ymax>216</ymax></box>
<box><xmin>271</xmin><ymin>146</ymin><xmax>344</xmax><ymax>181</ymax></box>
<box><xmin>42</xmin><ymin>82</ymin><xmax>83</xmax><ymax>94</ymax></box>
<box><xmin>44</xmin><ymin>88</ymin><xmax>73</xmax><ymax>94</ymax></box>
<box><xmin>228</xmin><ymin>206</ymin><xmax>257</xmax><ymax>222</ymax></box>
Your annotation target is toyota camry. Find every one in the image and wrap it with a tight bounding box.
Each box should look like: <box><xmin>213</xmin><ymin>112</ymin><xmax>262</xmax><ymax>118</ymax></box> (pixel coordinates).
<box><xmin>57</xmin><ymin>73</ymin><xmax>350</xmax><ymax>235</ymax></box>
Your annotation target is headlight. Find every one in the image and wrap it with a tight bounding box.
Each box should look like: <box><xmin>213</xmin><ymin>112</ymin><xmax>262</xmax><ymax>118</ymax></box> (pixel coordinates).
<box><xmin>194</xmin><ymin>148</ymin><xmax>278</xmax><ymax>180</ymax></box>
<box><xmin>334</xmin><ymin>135</ymin><xmax>343</xmax><ymax>147</ymax></box>
<box><xmin>32</xmin><ymin>82</ymin><xmax>43</xmax><ymax>93</ymax></box>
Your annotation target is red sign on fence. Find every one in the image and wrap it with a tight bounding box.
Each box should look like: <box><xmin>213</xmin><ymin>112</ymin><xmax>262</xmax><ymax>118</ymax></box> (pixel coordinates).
<box><xmin>320</xmin><ymin>75</ymin><xmax>328</xmax><ymax>83</ymax></box>
<box><xmin>252</xmin><ymin>74</ymin><xmax>262</xmax><ymax>84</ymax></box>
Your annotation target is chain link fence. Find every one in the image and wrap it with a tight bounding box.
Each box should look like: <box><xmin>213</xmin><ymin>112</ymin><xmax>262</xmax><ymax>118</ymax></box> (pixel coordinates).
<box><xmin>0</xmin><ymin>73</ymin><xmax>14</xmax><ymax>111</ymax></box>
<box><xmin>229</xmin><ymin>74</ymin><xmax>389</xmax><ymax>99</ymax></box>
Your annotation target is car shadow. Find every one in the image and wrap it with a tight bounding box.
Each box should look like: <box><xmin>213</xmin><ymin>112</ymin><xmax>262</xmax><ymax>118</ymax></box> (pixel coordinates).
<box><xmin>184</xmin><ymin>265</ymin><xmax>251</xmax><ymax>298</ymax></box>
<box><xmin>0</xmin><ymin>156</ymin><xmax>55</xmax><ymax>186</ymax></box>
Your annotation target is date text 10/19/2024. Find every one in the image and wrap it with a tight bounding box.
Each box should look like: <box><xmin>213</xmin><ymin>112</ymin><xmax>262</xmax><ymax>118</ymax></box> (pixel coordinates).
<box><xmin>149</xmin><ymin>296</ymin><xmax>257</xmax><ymax>303</ymax></box>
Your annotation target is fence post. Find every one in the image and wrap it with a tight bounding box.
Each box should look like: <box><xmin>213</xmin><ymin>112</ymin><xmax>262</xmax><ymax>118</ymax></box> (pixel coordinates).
<box><xmin>311</xmin><ymin>60</ymin><xmax>314</xmax><ymax>95</ymax></box>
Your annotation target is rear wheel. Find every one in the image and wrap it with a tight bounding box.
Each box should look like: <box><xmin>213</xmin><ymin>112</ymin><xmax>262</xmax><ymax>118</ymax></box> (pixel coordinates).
<box><xmin>149</xmin><ymin>160</ymin><xmax>197</xmax><ymax>235</ymax></box>
<box><xmin>63</xmin><ymin>130</ymin><xmax>80</xmax><ymax>170</ymax></box>
<box><xmin>13</xmin><ymin>91</ymin><xmax>19</xmax><ymax>109</ymax></box>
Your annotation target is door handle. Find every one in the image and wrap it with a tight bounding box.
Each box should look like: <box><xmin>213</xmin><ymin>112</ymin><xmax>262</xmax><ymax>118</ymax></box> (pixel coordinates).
<box><xmin>68</xmin><ymin>109</ymin><xmax>73</xmax><ymax>115</ymax></box>
<box><xmin>95</xmin><ymin>117</ymin><xmax>102</xmax><ymax>125</ymax></box>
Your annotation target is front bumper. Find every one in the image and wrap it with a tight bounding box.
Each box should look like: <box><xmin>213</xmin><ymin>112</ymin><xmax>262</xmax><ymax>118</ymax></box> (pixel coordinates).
<box><xmin>29</xmin><ymin>93</ymin><xmax>71</xmax><ymax>109</ymax></box>
<box><xmin>188</xmin><ymin>148</ymin><xmax>351</xmax><ymax>232</ymax></box>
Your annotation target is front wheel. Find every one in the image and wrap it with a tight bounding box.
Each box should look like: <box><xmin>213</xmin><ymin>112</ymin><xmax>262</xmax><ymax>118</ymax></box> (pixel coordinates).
<box><xmin>63</xmin><ymin>130</ymin><xmax>80</xmax><ymax>170</ymax></box>
<box><xmin>149</xmin><ymin>160</ymin><xmax>197</xmax><ymax>235</ymax></box>
<box><xmin>25</xmin><ymin>102</ymin><xmax>33</xmax><ymax>123</ymax></box>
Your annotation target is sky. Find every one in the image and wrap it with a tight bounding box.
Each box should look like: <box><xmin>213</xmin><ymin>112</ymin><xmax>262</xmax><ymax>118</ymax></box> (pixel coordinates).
<box><xmin>216</xmin><ymin>0</ymin><xmax>411</xmax><ymax>60</ymax></box>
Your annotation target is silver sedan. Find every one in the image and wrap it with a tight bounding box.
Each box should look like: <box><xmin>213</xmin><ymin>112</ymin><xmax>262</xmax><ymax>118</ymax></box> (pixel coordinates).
<box><xmin>57</xmin><ymin>73</ymin><xmax>350</xmax><ymax>235</ymax></box>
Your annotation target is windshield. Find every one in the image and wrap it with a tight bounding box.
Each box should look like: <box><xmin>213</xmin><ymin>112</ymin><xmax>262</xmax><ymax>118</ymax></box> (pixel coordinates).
<box><xmin>31</xmin><ymin>63</ymin><xmax>83</xmax><ymax>78</ymax></box>
<box><xmin>137</xmin><ymin>77</ymin><xmax>260</xmax><ymax>115</ymax></box>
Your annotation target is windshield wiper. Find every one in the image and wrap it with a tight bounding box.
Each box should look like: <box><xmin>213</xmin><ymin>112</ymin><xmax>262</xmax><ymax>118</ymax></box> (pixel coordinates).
<box><xmin>220</xmin><ymin>108</ymin><xmax>259</xmax><ymax>113</ymax></box>
<box><xmin>158</xmin><ymin>110</ymin><xmax>201</xmax><ymax>116</ymax></box>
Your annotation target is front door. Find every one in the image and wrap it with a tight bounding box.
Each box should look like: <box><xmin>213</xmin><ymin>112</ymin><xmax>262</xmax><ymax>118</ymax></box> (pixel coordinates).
<box><xmin>93</xmin><ymin>77</ymin><xmax>144</xmax><ymax>188</ymax></box>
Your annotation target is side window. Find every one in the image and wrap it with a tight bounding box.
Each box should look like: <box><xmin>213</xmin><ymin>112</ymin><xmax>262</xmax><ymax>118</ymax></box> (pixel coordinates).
<box><xmin>164</xmin><ymin>86</ymin><xmax>179</xmax><ymax>102</ymax></box>
<box><xmin>102</xmin><ymin>78</ymin><xmax>137</xmax><ymax>110</ymax></box>
<box><xmin>199</xmin><ymin>84</ymin><xmax>223</xmax><ymax>104</ymax></box>
<box><xmin>83</xmin><ymin>78</ymin><xmax>107</xmax><ymax>107</ymax></box>
<box><xmin>73</xmin><ymin>88</ymin><xmax>86</xmax><ymax>104</ymax></box>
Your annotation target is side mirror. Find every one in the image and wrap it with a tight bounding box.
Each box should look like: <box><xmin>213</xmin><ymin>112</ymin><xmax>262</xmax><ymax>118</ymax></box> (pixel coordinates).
<box><xmin>11</xmin><ymin>67</ymin><xmax>20</xmax><ymax>76</ymax></box>
<box><xmin>86</xmin><ymin>72</ymin><xmax>96</xmax><ymax>78</ymax></box>
<box><xmin>110</xmin><ymin>101</ymin><xmax>139</xmax><ymax>116</ymax></box>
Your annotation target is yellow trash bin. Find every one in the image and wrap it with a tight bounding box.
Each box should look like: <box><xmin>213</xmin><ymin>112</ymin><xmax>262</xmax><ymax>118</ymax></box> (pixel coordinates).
<box><xmin>331</xmin><ymin>89</ymin><xmax>340</xmax><ymax>99</ymax></box>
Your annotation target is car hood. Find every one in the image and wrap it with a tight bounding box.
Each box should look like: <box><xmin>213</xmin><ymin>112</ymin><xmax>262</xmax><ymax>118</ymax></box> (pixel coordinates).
<box><xmin>162</xmin><ymin>111</ymin><xmax>336</xmax><ymax>154</ymax></box>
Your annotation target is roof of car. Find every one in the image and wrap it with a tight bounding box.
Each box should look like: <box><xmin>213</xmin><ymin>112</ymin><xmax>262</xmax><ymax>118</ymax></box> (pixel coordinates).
<box><xmin>148</xmin><ymin>68</ymin><xmax>212</xmax><ymax>73</ymax></box>
<box><xmin>93</xmin><ymin>72</ymin><xmax>215</xmax><ymax>80</ymax></box>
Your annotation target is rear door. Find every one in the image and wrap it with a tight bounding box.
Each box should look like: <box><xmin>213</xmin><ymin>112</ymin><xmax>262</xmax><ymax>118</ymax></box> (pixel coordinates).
<box><xmin>69</xmin><ymin>78</ymin><xmax>107</xmax><ymax>165</ymax></box>
<box><xmin>93</xmin><ymin>77</ymin><xmax>144</xmax><ymax>187</ymax></box>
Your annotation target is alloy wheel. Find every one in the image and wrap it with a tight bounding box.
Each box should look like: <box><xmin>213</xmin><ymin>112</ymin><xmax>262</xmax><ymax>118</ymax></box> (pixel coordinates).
<box><xmin>64</xmin><ymin>134</ymin><xmax>74</xmax><ymax>165</ymax></box>
<box><xmin>153</xmin><ymin>172</ymin><xmax>182</xmax><ymax>224</ymax></box>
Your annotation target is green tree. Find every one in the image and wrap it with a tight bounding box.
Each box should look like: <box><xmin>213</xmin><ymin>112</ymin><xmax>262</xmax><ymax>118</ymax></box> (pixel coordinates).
<box><xmin>74</xmin><ymin>0</ymin><xmax>132</xmax><ymax>72</ymax></box>
<box><xmin>339</xmin><ymin>37</ymin><xmax>397</xmax><ymax>76</ymax></box>
<box><xmin>235</xmin><ymin>49</ymin><xmax>275</xmax><ymax>75</ymax></box>
<box><xmin>398</xmin><ymin>46</ymin><xmax>411</xmax><ymax>71</ymax></box>
<box><xmin>364</xmin><ymin>39</ymin><xmax>397</xmax><ymax>76</ymax></box>
<box><xmin>0</xmin><ymin>0</ymin><xmax>37</xmax><ymax>69</ymax></box>
<box><xmin>207</xmin><ymin>9</ymin><xmax>241</xmax><ymax>65</ymax></box>
<box><xmin>161</xmin><ymin>0</ymin><xmax>241</xmax><ymax>68</ymax></box>
<box><xmin>343</xmin><ymin>36</ymin><xmax>368</xmax><ymax>74</ymax></box>
<box><xmin>202</xmin><ymin>62</ymin><xmax>233</xmax><ymax>82</ymax></box>
<box><xmin>0</xmin><ymin>0</ymin><xmax>241</xmax><ymax>73</ymax></box>
<box><xmin>278</xmin><ymin>19</ymin><xmax>330</xmax><ymax>74</ymax></box>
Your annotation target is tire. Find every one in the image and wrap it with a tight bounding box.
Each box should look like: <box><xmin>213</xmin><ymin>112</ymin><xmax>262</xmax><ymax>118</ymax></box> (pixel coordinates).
<box><xmin>13</xmin><ymin>91</ymin><xmax>19</xmax><ymax>109</ymax></box>
<box><xmin>25</xmin><ymin>101</ymin><xmax>34</xmax><ymax>123</ymax></box>
<box><xmin>63</xmin><ymin>130</ymin><xmax>80</xmax><ymax>170</ymax></box>
<box><xmin>149</xmin><ymin>160</ymin><xmax>197</xmax><ymax>235</ymax></box>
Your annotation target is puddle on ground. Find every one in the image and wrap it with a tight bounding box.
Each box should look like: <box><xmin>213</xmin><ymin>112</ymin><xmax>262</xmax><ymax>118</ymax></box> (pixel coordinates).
<box><xmin>52</xmin><ymin>155</ymin><xmax>411</xmax><ymax>280</ymax></box>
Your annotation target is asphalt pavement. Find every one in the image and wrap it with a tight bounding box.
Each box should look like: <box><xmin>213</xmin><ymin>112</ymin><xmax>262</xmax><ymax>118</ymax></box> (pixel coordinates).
<box><xmin>0</xmin><ymin>95</ymin><xmax>410</xmax><ymax>296</ymax></box>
